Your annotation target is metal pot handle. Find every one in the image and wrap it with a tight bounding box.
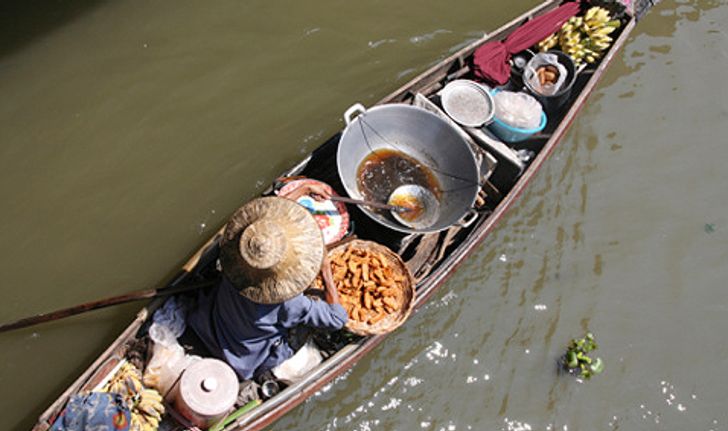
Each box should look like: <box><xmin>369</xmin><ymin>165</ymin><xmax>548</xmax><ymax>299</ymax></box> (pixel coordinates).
<box><xmin>344</xmin><ymin>103</ymin><xmax>367</xmax><ymax>126</ymax></box>
<box><xmin>457</xmin><ymin>209</ymin><xmax>480</xmax><ymax>229</ymax></box>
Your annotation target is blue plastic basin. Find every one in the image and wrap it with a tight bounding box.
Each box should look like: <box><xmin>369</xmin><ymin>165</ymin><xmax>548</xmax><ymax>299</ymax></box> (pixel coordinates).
<box><xmin>487</xmin><ymin>110</ymin><xmax>547</xmax><ymax>143</ymax></box>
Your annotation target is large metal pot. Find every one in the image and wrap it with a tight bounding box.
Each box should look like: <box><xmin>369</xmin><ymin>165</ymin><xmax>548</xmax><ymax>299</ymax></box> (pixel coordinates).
<box><xmin>336</xmin><ymin>103</ymin><xmax>481</xmax><ymax>234</ymax></box>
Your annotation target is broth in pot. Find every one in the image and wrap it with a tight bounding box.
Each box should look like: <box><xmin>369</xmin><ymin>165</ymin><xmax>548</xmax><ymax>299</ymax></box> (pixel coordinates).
<box><xmin>356</xmin><ymin>149</ymin><xmax>441</xmax><ymax>220</ymax></box>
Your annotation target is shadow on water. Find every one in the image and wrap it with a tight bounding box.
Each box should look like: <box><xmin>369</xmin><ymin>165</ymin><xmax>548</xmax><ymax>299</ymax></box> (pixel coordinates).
<box><xmin>0</xmin><ymin>0</ymin><xmax>107</xmax><ymax>61</ymax></box>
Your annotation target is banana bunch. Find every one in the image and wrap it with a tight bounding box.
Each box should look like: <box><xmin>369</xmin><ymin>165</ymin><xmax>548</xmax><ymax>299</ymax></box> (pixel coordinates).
<box><xmin>103</xmin><ymin>362</ymin><xmax>165</xmax><ymax>431</ymax></box>
<box><xmin>104</xmin><ymin>362</ymin><xmax>144</xmax><ymax>398</ymax></box>
<box><xmin>132</xmin><ymin>389</ymin><xmax>165</xmax><ymax>431</ymax></box>
<box><xmin>582</xmin><ymin>6</ymin><xmax>621</xmax><ymax>61</ymax></box>
<box><xmin>537</xmin><ymin>6</ymin><xmax>621</xmax><ymax>65</ymax></box>
<box><xmin>561</xmin><ymin>16</ymin><xmax>587</xmax><ymax>64</ymax></box>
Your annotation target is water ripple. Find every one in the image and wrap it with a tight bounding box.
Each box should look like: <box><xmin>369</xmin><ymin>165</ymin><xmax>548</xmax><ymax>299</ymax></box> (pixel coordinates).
<box><xmin>368</xmin><ymin>38</ymin><xmax>397</xmax><ymax>49</ymax></box>
<box><xmin>396</xmin><ymin>67</ymin><xmax>418</xmax><ymax>80</ymax></box>
<box><xmin>303</xmin><ymin>27</ymin><xmax>321</xmax><ymax>36</ymax></box>
<box><xmin>409</xmin><ymin>29</ymin><xmax>452</xmax><ymax>45</ymax></box>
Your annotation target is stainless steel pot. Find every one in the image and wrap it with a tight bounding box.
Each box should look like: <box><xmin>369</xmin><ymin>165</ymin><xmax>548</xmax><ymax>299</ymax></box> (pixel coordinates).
<box><xmin>336</xmin><ymin>103</ymin><xmax>481</xmax><ymax>234</ymax></box>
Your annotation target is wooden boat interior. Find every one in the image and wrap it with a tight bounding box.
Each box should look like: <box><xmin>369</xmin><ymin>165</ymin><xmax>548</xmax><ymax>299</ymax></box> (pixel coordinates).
<box><xmin>33</xmin><ymin>1</ymin><xmax>637</xmax><ymax>430</ymax></box>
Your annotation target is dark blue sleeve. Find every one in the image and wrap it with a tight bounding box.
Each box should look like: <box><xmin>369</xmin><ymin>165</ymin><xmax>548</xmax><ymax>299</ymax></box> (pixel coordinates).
<box><xmin>279</xmin><ymin>295</ymin><xmax>348</xmax><ymax>330</ymax></box>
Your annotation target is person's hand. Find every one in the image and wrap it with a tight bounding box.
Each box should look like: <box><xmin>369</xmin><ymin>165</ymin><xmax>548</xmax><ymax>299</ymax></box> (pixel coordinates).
<box><xmin>280</xmin><ymin>181</ymin><xmax>332</xmax><ymax>202</ymax></box>
<box><xmin>303</xmin><ymin>183</ymin><xmax>332</xmax><ymax>202</ymax></box>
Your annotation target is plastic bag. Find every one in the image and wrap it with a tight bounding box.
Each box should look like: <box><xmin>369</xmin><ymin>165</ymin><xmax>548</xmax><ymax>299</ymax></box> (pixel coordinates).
<box><xmin>151</xmin><ymin>296</ymin><xmax>188</xmax><ymax>338</ymax></box>
<box><xmin>143</xmin><ymin>323</ymin><xmax>199</xmax><ymax>396</ymax></box>
<box><xmin>271</xmin><ymin>340</ymin><xmax>323</xmax><ymax>385</ymax></box>
<box><xmin>493</xmin><ymin>91</ymin><xmax>543</xmax><ymax>130</ymax></box>
<box><xmin>524</xmin><ymin>53</ymin><xmax>568</xmax><ymax>96</ymax></box>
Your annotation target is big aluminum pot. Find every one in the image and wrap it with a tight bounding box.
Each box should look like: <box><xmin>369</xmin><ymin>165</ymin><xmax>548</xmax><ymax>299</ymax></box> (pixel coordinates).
<box><xmin>336</xmin><ymin>103</ymin><xmax>481</xmax><ymax>234</ymax></box>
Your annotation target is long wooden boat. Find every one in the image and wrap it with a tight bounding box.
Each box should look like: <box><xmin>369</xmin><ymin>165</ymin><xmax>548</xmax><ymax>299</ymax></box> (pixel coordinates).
<box><xmin>33</xmin><ymin>1</ymin><xmax>652</xmax><ymax>430</ymax></box>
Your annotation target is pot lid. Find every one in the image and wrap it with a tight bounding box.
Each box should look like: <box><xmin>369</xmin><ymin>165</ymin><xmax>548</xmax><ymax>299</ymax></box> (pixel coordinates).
<box><xmin>178</xmin><ymin>359</ymin><xmax>239</xmax><ymax>417</ymax></box>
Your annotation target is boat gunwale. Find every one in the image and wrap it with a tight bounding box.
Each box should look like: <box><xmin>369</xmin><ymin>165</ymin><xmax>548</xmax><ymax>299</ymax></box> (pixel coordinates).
<box><xmin>378</xmin><ymin>0</ymin><xmax>560</xmax><ymax>105</ymax></box>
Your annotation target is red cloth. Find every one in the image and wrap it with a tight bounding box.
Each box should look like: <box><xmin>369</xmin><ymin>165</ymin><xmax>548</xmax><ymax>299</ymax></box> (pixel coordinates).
<box><xmin>473</xmin><ymin>2</ymin><xmax>581</xmax><ymax>85</ymax></box>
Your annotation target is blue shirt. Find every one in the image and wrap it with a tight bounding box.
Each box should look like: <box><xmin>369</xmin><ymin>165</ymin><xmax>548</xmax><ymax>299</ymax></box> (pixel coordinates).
<box><xmin>188</xmin><ymin>278</ymin><xmax>348</xmax><ymax>380</ymax></box>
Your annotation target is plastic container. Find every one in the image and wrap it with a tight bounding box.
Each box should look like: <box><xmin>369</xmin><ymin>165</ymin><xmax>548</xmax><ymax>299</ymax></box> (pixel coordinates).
<box><xmin>488</xmin><ymin>110</ymin><xmax>547</xmax><ymax>143</ymax></box>
<box><xmin>171</xmin><ymin>359</ymin><xmax>238</xmax><ymax>428</ymax></box>
<box><xmin>487</xmin><ymin>89</ymin><xmax>547</xmax><ymax>143</ymax></box>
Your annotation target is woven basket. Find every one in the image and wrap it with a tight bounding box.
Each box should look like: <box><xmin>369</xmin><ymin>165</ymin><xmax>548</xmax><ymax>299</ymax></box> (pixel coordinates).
<box><xmin>327</xmin><ymin>239</ymin><xmax>415</xmax><ymax>336</ymax></box>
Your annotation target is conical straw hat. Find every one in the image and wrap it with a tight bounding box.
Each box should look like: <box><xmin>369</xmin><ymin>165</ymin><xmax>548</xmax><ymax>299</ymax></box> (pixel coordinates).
<box><xmin>220</xmin><ymin>196</ymin><xmax>325</xmax><ymax>304</ymax></box>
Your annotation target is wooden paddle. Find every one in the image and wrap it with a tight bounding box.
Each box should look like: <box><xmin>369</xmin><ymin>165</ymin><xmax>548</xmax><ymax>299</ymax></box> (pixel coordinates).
<box><xmin>0</xmin><ymin>221</ymin><xmax>360</xmax><ymax>334</ymax></box>
<box><xmin>0</xmin><ymin>279</ymin><xmax>217</xmax><ymax>333</ymax></box>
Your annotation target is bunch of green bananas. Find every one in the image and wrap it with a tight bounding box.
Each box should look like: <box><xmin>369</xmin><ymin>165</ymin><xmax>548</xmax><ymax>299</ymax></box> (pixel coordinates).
<box><xmin>103</xmin><ymin>362</ymin><xmax>166</xmax><ymax>431</ymax></box>
<box><xmin>537</xmin><ymin>6</ymin><xmax>621</xmax><ymax>65</ymax></box>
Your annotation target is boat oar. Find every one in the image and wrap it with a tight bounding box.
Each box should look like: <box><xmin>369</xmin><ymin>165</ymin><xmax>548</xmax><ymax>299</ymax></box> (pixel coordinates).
<box><xmin>326</xmin><ymin>195</ymin><xmax>411</xmax><ymax>213</ymax></box>
<box><xmin>0</xmin><ymin>279</ymin><xmax>217</xmax><ymax>333</ymax></box>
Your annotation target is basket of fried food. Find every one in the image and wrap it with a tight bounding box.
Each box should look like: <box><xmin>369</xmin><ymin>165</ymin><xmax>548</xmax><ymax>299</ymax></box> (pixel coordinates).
<box><xmin>314</xmin><ymin>239</ymin><xmax>415</xmax><ymax>336</ymax></box>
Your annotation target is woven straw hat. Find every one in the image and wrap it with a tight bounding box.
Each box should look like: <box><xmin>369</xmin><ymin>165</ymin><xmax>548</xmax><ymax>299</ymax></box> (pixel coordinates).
<box><xmin>220</xmin><ymin>196</ymin><xmax>325</xmax><ymax>304</ymax></box>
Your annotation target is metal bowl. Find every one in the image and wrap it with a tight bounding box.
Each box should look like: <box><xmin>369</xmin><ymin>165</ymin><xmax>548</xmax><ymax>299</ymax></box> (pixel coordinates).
<box><xmin>337</xmin><ymin>103</ymin><xmax>480</xmax><ymax>234</ymax></box>
<box><xmin>440</xmin><ymin>80</ymin><xmax>495</xmax><ymax>127</ymax></box>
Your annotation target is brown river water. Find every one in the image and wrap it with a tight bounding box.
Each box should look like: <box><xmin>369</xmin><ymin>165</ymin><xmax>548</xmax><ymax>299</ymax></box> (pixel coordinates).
<box><xmin>1</xmin><ymin>0</ymin><xmax>727</xmax><ymax>430</ymax></box>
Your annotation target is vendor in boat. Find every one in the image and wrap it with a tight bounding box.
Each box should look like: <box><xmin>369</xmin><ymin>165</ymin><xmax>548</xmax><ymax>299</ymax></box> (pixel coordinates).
<box><xmin>188</xmin><ymin>195</ymin><xmax>348</xmax><ymax>381</ymax></box>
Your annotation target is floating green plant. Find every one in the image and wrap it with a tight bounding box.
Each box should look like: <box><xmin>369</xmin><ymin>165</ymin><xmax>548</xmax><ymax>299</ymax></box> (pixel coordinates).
<box><xmin>563</xmin><ymin>332</ymin><xmax>604</xmax><ymax>379</ymax></box>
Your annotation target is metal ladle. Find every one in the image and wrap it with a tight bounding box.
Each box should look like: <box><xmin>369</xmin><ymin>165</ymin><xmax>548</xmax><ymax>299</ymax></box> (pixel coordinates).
<box><xmin>387</xmin><ymin>184</ymin><xmax>440</xmax><ymax>230</ymax></box>
<box><xmin>325</xmin><ymin>195</ymin><xmax>412</xmax><ymax>213</ymax></box>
